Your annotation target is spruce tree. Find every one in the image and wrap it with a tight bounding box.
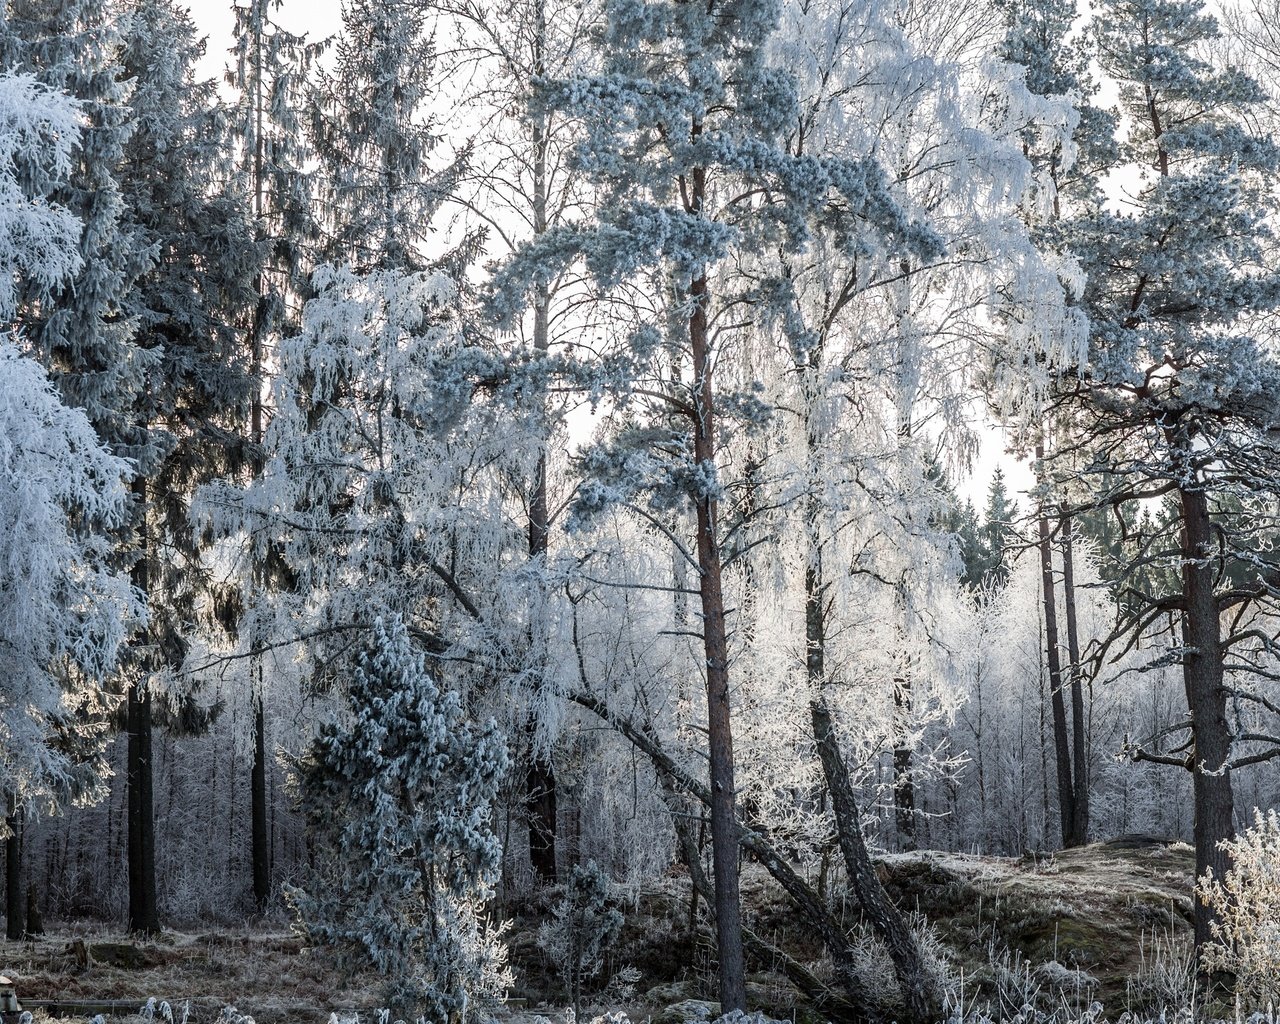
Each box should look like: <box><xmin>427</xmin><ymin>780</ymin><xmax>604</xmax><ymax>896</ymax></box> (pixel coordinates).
<box><xmin>290</xmin><ymin>616</ymin><xmax>510</xmax><ymax>1021</ymax></box>
<box><xmin>115</xmin><ymin>0</ymin><xmax>258</xmax><ymax>934</ymax></box>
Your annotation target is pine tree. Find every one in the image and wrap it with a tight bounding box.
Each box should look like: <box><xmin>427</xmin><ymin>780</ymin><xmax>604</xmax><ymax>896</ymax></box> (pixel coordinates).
<box><xmin>290</xmin><ymin>616</ymin><xmax>510</xmax><ymax>1021</ymax></box>
<box><xmin>1063</xmin><ymin>0</ymin><xmax>1280</xmax><ymax>949</ymax></box>
<box><xmin>491</xmin><ymin>0</ymin><xmax>935</xmax><ymax>1008</ymax></box>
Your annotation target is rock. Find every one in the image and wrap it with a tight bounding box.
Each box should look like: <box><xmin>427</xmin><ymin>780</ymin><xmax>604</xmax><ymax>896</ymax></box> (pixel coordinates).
<box><xmin>642</xmin><ymin>982</ymin><xmax>701</xmax><ymax>1005</ymax></box>
<box><xmin>88</xmin><ymin>942</ymin><xmax>161</xmax><ymax>969</ymax></box>
<box><xmin>651</xmin><ymin>999</ymin><xmax>722</xmax><ymax>1024</ymax></box>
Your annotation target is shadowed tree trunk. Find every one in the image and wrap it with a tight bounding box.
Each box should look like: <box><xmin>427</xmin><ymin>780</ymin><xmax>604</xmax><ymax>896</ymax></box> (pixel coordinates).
<box><xmin>5</xmin><ymin>798</ymin><xmax>24</xmax><ymax>940</ymax></box>
<box><xmin>1036</xmin><ymin>446</ymin><xmax>1078</xmax><ymax>849</ymax></box>
<box><xmin>1061</xmin><ymin>513</ymin><xmax>1089</xmax><ymax>845</ymax></box>
<box><xmin>127</xmin><ymin>477</ymin><xmax>160</xmax><ymax>937</ymax></box>
<box><xmin>1178</xmin><ymin>480</ymin><xmax>1234</xmax><ymax>949</ymax></box>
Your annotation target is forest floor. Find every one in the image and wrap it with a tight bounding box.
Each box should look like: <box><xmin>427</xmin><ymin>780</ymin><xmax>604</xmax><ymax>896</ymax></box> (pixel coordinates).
<box><xmin>0</xmin><ymin>837</ymin><xmax>1198</xmax><ymax>1024</ymax></box>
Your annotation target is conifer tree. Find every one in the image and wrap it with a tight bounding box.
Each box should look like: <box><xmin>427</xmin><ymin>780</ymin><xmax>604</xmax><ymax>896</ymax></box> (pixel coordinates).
<box><xmin>115</xmin><ymin>0</ymin><xmax>258</xmax><ymax>934</ymax></box>
<box><xmin>290</xmin><ymin>616</ymin><xmax>510</xmax><ymax>1021</ymax></box>
<box><xmin>226</xmin><ymin>0</ymin><xmax>324</xmax><ymax>913</ymax></box>
<box><xmin>1061</xmin><ymin>0</ymin><xmax>1280</xmax><ymax>948</ymax></box>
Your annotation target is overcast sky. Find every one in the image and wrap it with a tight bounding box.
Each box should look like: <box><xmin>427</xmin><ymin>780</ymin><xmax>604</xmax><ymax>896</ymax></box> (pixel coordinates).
<box><xmin>187</xmin><ymin>0</ymin><xmax>344</xmax><ymax>81</ymax></box>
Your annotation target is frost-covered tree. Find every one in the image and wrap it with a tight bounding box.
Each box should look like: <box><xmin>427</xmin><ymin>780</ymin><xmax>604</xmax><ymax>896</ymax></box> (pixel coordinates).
<box><xmin>225</xmin><ymin>0</ymin><xmax>324</xmax><ymax>912</ymax></box>
<box><xmin>0</xmin><ymin>0</ymin><xmax>152</xmax><ymax>454</ymax></box>
<box><xmin>309</xmin><ymin>0</ymin><xmax>466</xmax><ymax>272</ymax></box>
<box><xmin>290</xmin><ymin>616</ymin><xmax>510</xmax><ymax>1021</ymax></box>
<box><xmin>0</xmin><ymin>70</ymin><xmax>134</xmax><ymax>939</ymax></box>
<box><xmin>439</xmin><ymin>0</ymin><xmax>601</xmax><ymax>887</ymax></box>
<box><xmin>490</xmin><ymin>0</ymin><xmax>938</xmax><ymax>1003</ymax></box>
<box><xmin>114</xmin><ymin>0</ymin><xmax>258</xmax><ymax>935</ymax></box>
<box><xmin>1048</xmin><ymin>0</ymin><xmax>1280</xmax><ymax>949</ymax></box>
<box><xmin>536</xmin><ymin>860</ymin><xmax>622</xmax><ymax>1014</ymax></box>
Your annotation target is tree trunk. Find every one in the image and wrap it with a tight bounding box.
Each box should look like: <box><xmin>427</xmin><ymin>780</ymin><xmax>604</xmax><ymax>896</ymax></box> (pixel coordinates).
<box><xmin>892</xmin><ymin>675</ymin><xmax>916</xmax><ymax>852</ymax></box>
<box><xmin>524</xmin><ymin>10</ymin><xmax>559</xmax><ymax>880</ymax></box>
<box><xmin>689</xmin><ymin>260</ymin><xmax>746</xmax><ymax>1013</ymax></box>
<box><xmin>128</xmin><ymin>477</ymin><xmax>160</xmax><ymax>937</ymax></box>
<box><xmin>805</xmin><ymin>543</ymin><xmax>939</xmax><ymax>1024</ymax></box>
<box><xmin>5</xmin><ymin>799</ymin><xmax>24</xmax><ymax>940</ymax></box>
<box><xmin>127</xmin><ymin>680</ymin><xmax>159</xmax><ymax>935</ymax></box>
<box><xmin>1035</xmin><ymin>458</ymin><xmax>1077</xmax><ymax>849</ymax></box>
<box><xmin>1061</xmin><ymin>514</ymin><xmax>1089</xmax><ymax>846</ymax></box>
<box><xmin>1178</xmin><ymin>483</ymin><xmax>1234</xmax><ymax>950</ymax></box>
<box><xmin>251</xmin><ymin>688</ymin><xmax>270</xmax><ymax>910</ymax></box>
<box><xmin>25</xmin><ymin>883</ymin><xmax>43</xmax><ymax>935</ymax></box>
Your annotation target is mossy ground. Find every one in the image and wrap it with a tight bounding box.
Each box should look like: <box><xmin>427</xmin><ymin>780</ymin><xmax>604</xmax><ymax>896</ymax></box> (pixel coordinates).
<box><xmin>0</xmin><ymin>839</ymin><xmax>1198</xmax><ymax>1024</ymax></box>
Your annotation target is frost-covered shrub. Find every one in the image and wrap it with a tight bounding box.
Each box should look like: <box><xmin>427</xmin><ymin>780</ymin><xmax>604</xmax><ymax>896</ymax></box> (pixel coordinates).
<box><xmin>1199</xmin><ymin>808</ymin><xmax>1280</xmax><ymax>1007</ymax></box>
<box><xmin>289</xmin><ymin>616</ymin><xmax>512</xmax><ymax>1021</ymax></box>
<box><xmin>537</xmin><ymin>860</ymin><xmax>624</xmax><ymax>1013</ymax></box>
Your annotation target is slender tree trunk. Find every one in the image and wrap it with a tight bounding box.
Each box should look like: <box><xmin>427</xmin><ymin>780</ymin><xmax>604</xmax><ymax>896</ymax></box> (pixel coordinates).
<box><xmin>892</xmin><ymin>674</ymin><xmax>916</xmax><ymax>852</ymax></box>
<box><xmin>127</xmin><ymin>482</ymin><xmax>160</xmax><ymax>936</ymax></box>
<box><xmin>251</xmin><ymin>688</ymin><xmax>270</xmax><ymax>910</ymax></box>
<box><xmin>247</xmin><ymin>19</ymin><xmax>273</xmax><ymax>912</ymax></box>
<box><xmin>127</xmin><ymin>678</ymin><xmax>159</xmax><ymax>934</ymax></box>
<box><xmin>5</xmin><ymin>798</ymin><xmax>24</xmax><ymax>940</ymax></box>
<box><xmin>804</xmin><ymin>513</ymin><xmax>939</xmax><ymax>1023</ymax></box>
<box><xmin>1061</xmin><ymin>514</ymin><xmax>1089</xmax><ymax>845</ymax></box>
<box><xmin>689</xmin><ymin>257</ymin><xmax>745</xmax><ymax>1012</ymax></box>
<box><xmin>523</xmin><ymin>3</ymin><xmax>559</xmax><ymax>883</ymax></box>
<box><xmin>1178</xmin><ymin>482</ymin><xmax>1234</xmax><ymax>950</ymax></box>
<box><xmin>1036</xmin><ymin>450</ymin><xmax>1077</xmax><ymax>849</ymax></box>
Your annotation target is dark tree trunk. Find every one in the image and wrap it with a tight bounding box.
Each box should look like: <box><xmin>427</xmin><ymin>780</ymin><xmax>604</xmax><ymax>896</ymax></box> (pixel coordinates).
<box><xmin>689</xmin><ymin>259</ymin><xmax>746</xmax><ymax>1012</ymax></box>
<box><xmin>25</xmin><ymin>883</ymin><xmax>43</xmax><ymax>935</ymax></box>
<box><xmin>127</xmin><ymin>680</ymin><xmax>159</xmax><ymax>934</ymax></box>
<box><xmin>251</xmin><ymin>688</ymin><xmax>270</xmax><ymax>910</ymax></box>
<box><xmin>1036</xmin><ymin>461</ymin><xmax>1078</xmax><ymax>849</ymax></box>
<box><xmin>1061</xmin><ymin>514</ymin><xmax>1089</xmax><ymax>845</ymax></box>
<box><xmin>1178</xmin><ymin>483</ymin><xmax>1234</xmax><ymax>950</ymax></box>
<box><xmin>5</xmin><ymin>799</ymin><xmax>24</xmax><ymax>940</ymax></box>
<box><xmin>128</xmin><ymin>478</ymin><xmax>160</xmax><ymax>937</ymax></box>
<box><xmin>892</xmin><ymin>676</ymin><xmax>916</xmax><ymax>852</ymax></box>
<box><xmin>805</xmin><ymin>535</ymin><xmax>939</xmax><ymax>1024</ymax></box>
<box><xmin>524</xmin><ymin>19</ymin><xmax>560</xmax><ymax>878</ymax></box>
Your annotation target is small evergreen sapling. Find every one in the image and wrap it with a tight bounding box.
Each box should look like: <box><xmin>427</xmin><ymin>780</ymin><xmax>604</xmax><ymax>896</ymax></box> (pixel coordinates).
<box><xmin>289</xmin><ymin>616</ymin><xmax>512</xmax><ymax>1022</ymax></box>
<box><xmin>537</xmin><ymin>860</ymin><xmax>624</xmax><ymax>1014</ymax></box>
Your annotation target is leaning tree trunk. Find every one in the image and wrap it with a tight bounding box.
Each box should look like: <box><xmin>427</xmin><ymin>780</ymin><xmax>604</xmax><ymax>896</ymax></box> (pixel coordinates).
<box><xmin>1061</xmin><ymin>514</ymin><xmax>1089</xmax><ymax>846</ymax></box>
<box><xmin>4</xmin><ymin>798</ymin><xmax>24</xmax><ymax>940</ymax></box>
<box><xmin>689</xmin><ymin>253</ymin><xmax>746</xmax><ymax>1012</ymax></box>
<box><xmin>805</xmin><ymin>533</ymin><xmax>940</xmax><ymax>1024</ymax></box>
<box><xmin>1035</xmin><ymin>457</ymin><xmax>1077</xmax><ymax>849</ymax></box>
<box><xmin>1179</xmin><ymin>482</ymin><xmax>1234</xmax><ymax>950</ymax></box>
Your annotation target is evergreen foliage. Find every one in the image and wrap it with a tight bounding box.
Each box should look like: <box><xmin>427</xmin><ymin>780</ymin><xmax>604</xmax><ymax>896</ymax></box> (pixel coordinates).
<box><xmin>290</xmin><ymin>616</ymin><xmax>511</xmax><ymax>1021</ymax></box>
